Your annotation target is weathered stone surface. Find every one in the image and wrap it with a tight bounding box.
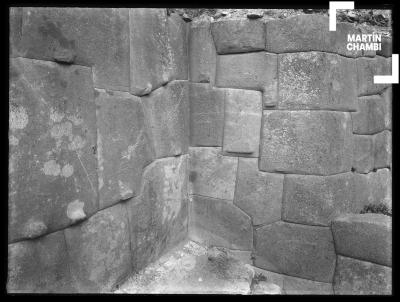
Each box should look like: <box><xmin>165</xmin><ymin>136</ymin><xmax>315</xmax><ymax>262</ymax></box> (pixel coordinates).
<box><xmin>168</xmin><ymin>13</ymin><xmax>189</xmax><ymax>80</ymax></box>
<box><xmin>382</xmin><ymin>87</ymin><xmax>392</xmax><ymax>130</ymax></box>
<box><xmin>252</xmin><ymin>267</ymin><xmax>285</xmax><ymax>289</ymax></box>
<box><xmin>373</xmin><ymin>130</ymin><xmax>392</xmax><ymax>169</ymax></box>
<box><xmin>333</xmin><ymin>256</ymin><xmax>392</xmax><ymax>295</ymax></box>
<box><xmin>357</xmin><ymin>56</ymin><xmax>392</xmax><ymax>96</ymax></box>
<box><xmin>9</xmin><ymin>57</ymin><xmax>98</xmax><ymax>243</ymax></box>
<box><xmin>353</xmin><ymin>135</ymin><xmax>374</xmax><ymax>173</ymax></box>
<box><xmin>142</xmin><ymin>81</ymin><xmax>189</xmax><ymax>159</ymax></box>
<box><xmin>64</xmin><ymin>203</ymin><xmax>131</xmax><ymax>293</ymax></box>
<box><xmin>284</xmin><ymin>275</ymin><xmax>334</xmax><ymax>295</ymax></box>
<box><xmin>377</xmin><ymin>36</ymin><xmax>392</xmax><ymax>58</ymax></box>
<box><xmin>260</xmin><ymin>111</ymin><xmax>353</xmax><ymax>175</ymax></box>
<box><xmin>352</xmin><ymin>95</ymin><xmax>387</xmax><ymax>134</ymax></box>
<box><xmin>235</xmin><ymin>158</ymin><xmax>283</xmax><ymax>225</ymax></box>
<box><xmin>283</xmin><ymin>173</ymin><xmax>357</xmax><ymax>226</ymax></box>
<box><xmin>95</xmin><ymin>89</ymin><xmax>154</xmax><ymax>209</ymax></box>
<box><xmin>10</xmin><ymin>7</ymin><xmax>23</xmax><ymax>58</ymax></box>
<box><xmin>189</xmin><ymin>83</ymin><xmax>225</xmax><ymax>146</ymax></box>
<box><xmin>278</xmin><ymin>52</ymin><xmax>357</xmax><ymax>111</ymax></box>
<box><xmin>332</xmin><ymin>214</ymin><xmax>391</xmax><ymax>267</ymax></box>
<box><xmin>252</xmin><ymin>282</ymin><xmax>282</xmax><ymax>295</ymax></box>
<box><xmin>254</xmin><ymin>221</ymin><xmax>336</xmax><ymax>282</ymax></box>
<box><xmin>211</xmin><ymin>19</ymin><xmax>265</xmax><ymax>54</ymax></box>
<box><xmin>226</xmin><ymin>250</ymin><xmax>252</xmax><ymax>265</ymax></box>
<box><xmin>215</xmin><ymin>52</ymin><xmax>278</xmax><ymax>107</ymax></box>
<box><xmin>189</xmin><ymin>147</ymin><xmax>238</xmax><ymax>200</ymax></box>
<box><xmin>189</xmin><ymin>195</ymin><xmax>253</xmax><ymax>250</ymax></box>
<box><xmin>189</xmin><ymin>20</ymin><xmax>216</xmax><ymax>84</ymax></box>
<box><xmin>21</xmin><ymin>7</ymin><xmax>130</xmax><ymax>91</ymax></box>
<box><xmin>126</xmin><ymin>156</ymin><xmax>189</xmax><ymax>272</ymax></box>
<box><xmin>7</xmin><ymin>231</ymin><xmax>75</xmax><ymax>293</ymax></box>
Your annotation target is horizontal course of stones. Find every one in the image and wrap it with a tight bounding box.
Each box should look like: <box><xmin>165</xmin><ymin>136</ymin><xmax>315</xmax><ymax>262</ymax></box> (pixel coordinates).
<box><xmin>9</xmin><ymin>8</ymin><xmax>190</xmax><ymax>293</ymax></box>
<box><xmin>187</xmin><ymin>14</ymin><xmax>392</xmax><ymax>294</ymax></box>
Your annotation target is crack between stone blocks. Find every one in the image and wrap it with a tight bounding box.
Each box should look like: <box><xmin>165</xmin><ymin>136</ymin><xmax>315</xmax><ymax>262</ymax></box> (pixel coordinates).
<box><xmin>270</xmin><ymin>49</ymin><xmax>378</xmax><ymax>60</ymax></box>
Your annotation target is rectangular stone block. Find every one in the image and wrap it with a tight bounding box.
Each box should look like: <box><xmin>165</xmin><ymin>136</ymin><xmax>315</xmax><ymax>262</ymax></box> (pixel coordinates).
<box><xmin>189</xmin><ymin>83</ymin><xmax>225</xmax><ymax>146</ymax></box>
<box><xmin>64</xmin><ymin>203</ymin><xmax>132</xmax><ymax>293</ymax></box>
<box><xmin>223</xmin><ymin>89</ymin><xmax>262</xmax><ymax>156</ymax></box>
<box><xmin>215</xmin><ymin>52</ymin><xmax>277</xmax><ymax>107</ymax></box>
<box><xmin>260</xmin><ymin>111</ymin><xmax>353</xmax><ymax>175</ymax></box>
<box><xmin>189</xmin><ymin>195</ymin><xmax>253</xmax><ymax>250</ymax></box>
<box><xmin>333</xmin><ymin>256</ymin><xmax>391</xmax><ymax>295</ymax></box>
<box><xmin>168</xmin><ymin>13</ymin><xmax>189</xmax><ymax>80</ymax></box>
<box><xmin>332</xmin><ymin>214</ymin><xmax>391</xmax><ymax>267</ymax></box>
<box><xmin>189</xmin><ymin>20</ymin><xmax>216</xmax><ymax>84</ymax></box>
<box><xmin>9</xmin><ymin>57</ymin><xmax>98</xmax><ymax>243</ymax></box>
<box><xmin>234</xmin><ymin>158</ymin><xmax>283</xmax><ymax>226</ymax></box>
<box><xmin>142</xmin><ymin>81</ymin><xmax>189</xmax><ymax>159</ymax></box>
<box><xmin>189</xmin><ymin>147</ymin><xmax>238</xmax><ymax>201</ymax></box>
<box><xmin>10</xmin><ymin>7</ymin><xmax>23</xmax><ymax>58</ymax></box>
<box><xmin>211</xmin><ymin>19</ymin><xmax>265</xmax><ymax>54</ymax></box>
<box><xmin>278</xmin><ymin>52</ymin><xmax>357</xmax><ymax>111</ymax></box>
<box><xmin>357</xmin><ymin>56</ymin><xmax>391</xmax><ymax>96</ymax></box>
<box><xmin>21</xmin><ymin>7</ymin><xmax>130</xmax><ymax>91</ymax></box>
<box><xmin>352</xmin><ymin>95</ymin><xmax>387</xmax><ymax>134</ymax></box>
<box><xmin>95</xmin><ymin>89</ymin><xmax>154</xmax><ymax>209</ymax></box>
<box><xmin>284</xmin><ymin>275</ymin><xmax>334</xmax><ymax>295</ymax></box>
<box><xmin>373</xmin><ymin>130</ymin><xmax>392</xmax><ymax>169</ymax></box>
<box><xmin>254</xmin><ymin>221</ymin><xmax>336</xmax><ymax>282</ymax></box>
<box><xmin>353</xmin><ymin>135</ymin><xmax>374</xmax><ymax>173</ymax></box>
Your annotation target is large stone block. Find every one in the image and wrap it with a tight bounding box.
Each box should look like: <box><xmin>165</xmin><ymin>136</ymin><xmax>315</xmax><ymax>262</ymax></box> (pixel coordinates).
<box><xmin>234</xmin><ymin>158</ymin><xmax>283</xmax><ymax>225</ymax></box>
<box><xmin>278</xmin><ymin>52</ymin><xmax>357</xmax><ymax>111</ymax></box>
<box><xmin>254</xmin><ymin>221</ymin><xmax>336</xmax><ymax>282</ymax></box>
<box><xmin>142</xmin><ymin>81</ymin><xmax>189</xmax><ymax>158</ymax></box>
<box><xmin>9</xmin><ymin>57</ymin><xmax>98</xmax><ymax>243</ymax></box>
<box><xmin>7</xmin><ymin>231</ymin><xmax>75</xmax><ymax>293</ymax></box>
<box><xmin>189</xmin><ymin>20</ymin><xmax>216</xmax><ymax>83</ymax></box>
<box><xmin>211</xmin><ymin>19</ymin><xmax>265</xmax><ymax>54</ymax></box>
<box><xmin>260</xmin><ymin>111</ymin><xmax>353</xmax><ymax>175</ymax></box>
<box><xmin>126</xmin><ymin>156</ymin><xmax>189</xmax><ymax>272</ymax></box>
<box><xmin>215</xmin><ymin>52</ymin><xmax>277</xmax><ymax>107</ymax></box>
<box><xmin>373</xmin><ymin>130</ymin><xmax>392</xmax><ymax>169</ymax></box>
<box><xmin>333</xmin><ymin>256</ymin><xmax>392</xmax><ymax>295</ymax></box>
<box><xmin>223</xmin><ymin>89</ymin><xmax>262</xmax><ymax>156</ymax></box>
<box><xmin>283</xmin><ymin>173</ymin><xmax>358</xmax><ymax>226</ymax></box>
<box><xmin>168</xmin><ymin>13</ymin><xmax>189</xmax><ymax>80</ymax></box>
<box><xmin>357</xmin><ymin>56</ymin><xmax>392</xmax><ymax>96</ymax></box>
<box><xmin>21</xmin><ymin>7</ymin><xmax>130</xmax><ymax>91</ymax></box>
<box><xmin>10</xmin><ymin>7</ymin><xmax>23</xmax><ymax>58</ymax></box>
<box><xmin>95</xmin><ymin>89</ymin><xmax>154</xmax><ymax>209</ymax></box>
<box><xmin>284</xmin><ymin>275</ymin><xmax>334</xmax><ymax>295</ymax></box>
<box><xmin>189</xmin><ymin>147</ymin><xmax>238</xmax><ymax>201</ymax></box>
<box><xmin>189</xmin><ymin>83</ymin><xmax>225</xmax><ymax>146</ymax></box>
<box><xmin>189</xmin><ymin>195</ymin><xmax>253</xmax><ymax>250</ymax></box>
<box><xmin>64</xmin><ymin>203</ymin><xmax>132</xmax><ymax>293</ymax></box>
<box><xmin>352</xmin><ymin>95</ymin><xmax>387</xmax><ymax>134</ymax></box>
<box><xmin>352</xmin><ymin>135</ymin><xmax>374</xmax><ymax>173</ymax></box>
<box><xmin>332</xmin><ymin>214</ymin><xmax>391</xmax><ymax>267</ymax></box>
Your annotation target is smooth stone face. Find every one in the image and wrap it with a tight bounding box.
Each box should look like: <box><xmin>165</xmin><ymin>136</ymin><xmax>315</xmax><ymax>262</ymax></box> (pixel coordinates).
<box><xmin>283</xmin><ymin>173</ymin><xmax>357</xmax><ymax>226</ymax></box>
<box><xmin>234</xmin><ymin>158</ymin><xmax>283</xmax><ymax>225</ymax></box>
<box><xmin>95</xmin><ymin>89</ymin><xmax>154</xmax><ymax>209</ymax></box>
<box><xmin>64</xmin><ymin>203</ymin><xmax>132</xmax><ymax>293</ymax></box>
<box><xmin>223</xmin><ymin>89</ymin><xmax>262</xmax><ymax>156</ymax></box>
<box><xmin>10</xmin><ymin>7</ymin><xmax>23</xmax><ymax>58</ymax></box>
<box><xmin>21</xmin><ymin>7</ymin><xmax>130</xmax><ymax>91</ymax></box>
<box><xmin>189</xmin><ymin>147</ymin><xmax>238</xmax><ymax>201</ymax></box>
<box><xmin>332</xmin><ymin>213</ymin><xmax>392</xmax><ymax>267</ymax></box>
<box><xmin>189</xmin><ymin>20</ymin><xmax>216</xmax><ymax>84</ymax></box>
<box><xmin>254</xmin><ymin>221</ymin><xmax>336</xmax><ymax>282</ymax></box>
<box><xmin>333</xmin><ymin>256</ymin><xmax>392</xmax><ymax>295</ymax></box>
<box><xmin>9</xmin><ymin>57</ymin><xmax>98</xmax><ymax>243</ymax></box>
<box><xmin>189</xmin><ymin>83</ymin><xmax>225</xmax><ymax>147</ymax></box>
<box><xmin>189</xmin><ymin>195</ymin><xmax>253</xmax><ymax>250</ymax></box>
<box><xmin>278</xmin><ymin>52</ymin><xmax>357</xmax><ymax>111</ymax></box>
<box><xmin>377</xmin><ymin>36</ymin><xmax>392</xmax><ymax>57</ymax></box>
<box><xmin>382</xmin><ymin>87</ymin><xmax>392</xmax><ymax>130</ymax></box>
<box><xmin>357</xmin><ymin>57</ymin><xmax>391</xmax><ymax>96</ymax></box>
<box><xmin>7</xmin><ymin>231</ymin><xmax>75</xmax><ymax>293</ymax></box>
<box><xmin>142</xmin><ymin>81</ymin><xmax>189</xmax><ymax>159</ymax></box>
<box><xmin>373</xmin><ymin>130</ymin><xmax>392</xmax><ymax>169</ymax></box>
<box><xmin>215</xmin><ymin>52</ymin><xmax>277</xmax><ymax>108</ymax></box>
<box><xmin>211</xmin><ymin>19</ymin><xmax>265</xmax><ymax>54</ymax></box>
<box><xmin>352</xmin><ymin>95</ymin><xmax>387</xmax><ymax>134</ymax></box>
<box><xmin>283</xmin><ymin>275</ymin><xmax>333</xmax><ymax>295</ymax></box>
<box><xmin>353</xmin><ymin>135</ymin><xmax>374</xmax><ymax>173</ymax></box>
<box><xmin>260</xmin><ymin>111</ymin><xmax>353</xmax><ymax>175</ymax></box>
<box><xmin>167</xmin><ymin>13</ymin><xmax>189</xmax><ymax>80</ymax></box>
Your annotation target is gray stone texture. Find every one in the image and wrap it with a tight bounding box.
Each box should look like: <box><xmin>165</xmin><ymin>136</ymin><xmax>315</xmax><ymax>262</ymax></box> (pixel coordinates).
<box><xmin>189</xmin><ymin>83</ymin><xmax>225</xmax><ymax>146</ymax></box>
<box><xmin>254</xmin><ymin>221</ymin><xmax>336</xmax><ymax>282</ymax></box>
<box><xmin>234</xmin><ymin>158</ymin><xmax>283</xmax><ymax>225</ymax></box>
<box><xmin>10</xmin><ymin>7</ymin><xmax>23</xmax><ymax>58</ymax></box>
<box><xmin>357</xmin><ymin>56</ymin><xmax>392</xmax><ymax>96</ymax></box>
<box><xmin>332</xmin><ymin>213</ymin><xmax>392</xmax><ymax>267</ymax></box>
<box><xmin>352</xmin><ymin>95</ymin><xmax>387</xmax><ymax>134</ymax></box>
<box><xmin>333</xmin><ymin>256</ymin><xmax>392</xmax><ymax>295</ymax></box>
<box><xmin>260</xmin><ymin>111</ymin><xmax>353</xmax><ymax>175</ymax></box>
<box><xmin>9</xmin><ymin>57</ymin><xmax>98</xmax><ymax>243</ymax></box>
<box><xmin>189</xmin><ymin>195</ymin><xmax>253</xmax><ymax>250</ymax></box>
<box><xmin>373</xmin><ymin>130</ymin><xmax>392</xmax><ymax>169</ymax></box>
<box><xmin>20</xmin><ymin>7</ymin><xmax>130</xmax><ymax>91</ymax></box>
<box><xmin>377</xmin><ymin>36</ymin><xmax>392</xmax><ymax>58</ymax></box>
<box><xmin>189</xmin><ymin>147</ymin><xmax>238</xmax><ymax>201</ymax></box>
<box><xmin>284</xmin><ymin>275</ymin><xmax>334</xmax><ymax>295</ymax></box>
<box><xmin>223</xmin><ymin>89</ymin><xmax>262</xmax><ymax>156</ymax></box>
<box><xmin>353</xmin><ymin>135</ymin><xmax>374</xmax><ymax>173</ymax></box>
<box><xmin>211</xmin><ymin>19</ymin><xmax>265</xmax><ymax>54</ymax></box>
<box><xmin>382</xmin><ymin>87</ymin><xmax>392</xmax><ymax>130</ymax></box>
<box><xmin>278</xmin><ymin>52</ymin><xmax>357</xmax><ymax>111</ymax></box>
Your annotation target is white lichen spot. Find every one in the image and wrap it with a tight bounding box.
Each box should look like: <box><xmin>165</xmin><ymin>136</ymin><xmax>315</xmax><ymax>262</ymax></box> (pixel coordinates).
<box><xmin>118</xmin><ymin>180</ymin><xmax>133</xmax><ymax>199</ymax></box>
<box><xmin>42</xmin><ymin>159</ymin><xmax>61</xmax><ymax>176</ymax></box>
<box><xmin>49</xmin><ymin>107</ymin><xmax>65</xmax><ymax>123</ymax></box>
<box><xmin>67</xmin><ymin>200</ymin><xmax>86</xmax><ymax>223</ymax></box>
<box><xmin>10</xmin><ymin>106</ymin><xmax>28</xmax><ymax>130</ymax></box>
<box><xmin>61</xmin><ymin>164</ymin><xmax>74</xmax><ymax>178</ymax></box>
<box><xmin>9</xmin><ymin>135</ymin><xmax>19</xmax><ymax>146</ymax></box>
<box><xmin>68</xmin><ymin>135</ymin><xmax>85</xmax><ymax>151</ymax></box>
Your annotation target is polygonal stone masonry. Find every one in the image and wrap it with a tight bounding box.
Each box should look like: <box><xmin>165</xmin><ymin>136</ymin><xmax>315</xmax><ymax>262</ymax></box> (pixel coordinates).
<box><xmin>352</xmin><ymin>95</ymin><xmax>387</xmax><ymax>134</ymax></box>
<box><xmin>352</xmin><ymin>135</ymin><xmax>374</xmax><ymax>173</ymax></box>
<box><xmin>357</xmin><ymin>56</ymin><xmax>392</xmax><ymax>96</ymax></box>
